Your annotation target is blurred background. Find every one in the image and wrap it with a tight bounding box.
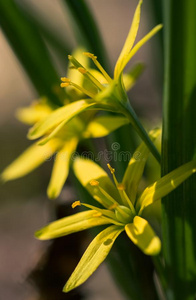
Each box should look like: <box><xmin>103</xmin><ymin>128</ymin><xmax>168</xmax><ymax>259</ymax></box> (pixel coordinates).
<box><xmin>0</xmin><ymin>0</ymin><xmax>162</xmax><ymax>299</ymax></box>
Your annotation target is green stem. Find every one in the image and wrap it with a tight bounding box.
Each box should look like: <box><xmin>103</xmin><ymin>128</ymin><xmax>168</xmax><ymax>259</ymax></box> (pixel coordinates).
<box><xmin>125</xmin><ymin>103</ymin><xmax>161</xmax><ymax>164</ymax></box>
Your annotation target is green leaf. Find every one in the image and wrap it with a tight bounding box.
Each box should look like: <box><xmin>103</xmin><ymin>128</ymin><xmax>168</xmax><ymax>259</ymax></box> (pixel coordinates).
<box><xmin>63</xmin><ymin>225</ymin><xmax>123</xmax><ymax>292</ymax></box>
<box><xmin>162</xmin><ymin>0</ymin><xmax>196</xmax><ymax>298</ymax></box>
<box><xmin>137</xmin><ymin>160</ymin><xmax>196</xmax><ymax>214</ymax></box>
<box><xmin>1</xmin><ymin>141</ymin><xmax>58</xmax><ymax>182</ymax></box>
<box><xmin>125</xmin><ymin>216</ymin><xmax>161</xmax><ymax>256</ymax></box>
<box><xmin>17</xmin><ymin>2</ymin><xmax>71</xmax><ymax>57</ymax></box>
<box><xmin>35</xmin><ymin>210</ymin><xmax>110</xmax><ymax>240</ymax></box>
<box><xmin>0</xmin><ymin>0</ymin><xmax>65</xmax><ymax>106</ymax></box>
<box><xmin>28</xmin><ymin>100</ymin><xmax>95</xmax><ymax>140</ymax></box>
<box><xmin>47</xmin><ymin>137</ymin><xmax>78</xmax><ymax>199</ymax></box>
<box><xmin>84</xmin><ymin>115</ymin><xmax>129</xmax><ymax>138</ymax></box>
<box><xmin>63</xmin><ymin>0</ymin><xmax>108</xmax><ymax>69</ymax></box>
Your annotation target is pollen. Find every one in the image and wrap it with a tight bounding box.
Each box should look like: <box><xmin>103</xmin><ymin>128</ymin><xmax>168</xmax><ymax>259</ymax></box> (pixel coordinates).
<box><xmin>78</xmin><ymin>67</ymin><xmax>87</xmax><ymax>74</ymax></box>
<box><xmin>90</xmin><ymin>179</ymin><xmax>99</xmax><ymax>186</ymax></box>
<box><xmin>117</xmin><ymin>183</ymin><xmax>125</xmax><ymax>191</ymax></box>
<box><xmin>60</xmin><ymin>82</ymin><xmax>70</xmax><ymax>88</ymax></box>
<box><xmin>83</xmin><ymin>52</ymin><xmax>97</xmax><ymax>60</ymax></box>
<box><xmin>72</xmin><ymin>200</ymin><xmax>81</xmax><ymax>209</ymax></box>
<box><xmin>61</xmin><ymin>77</ymin><xmax>71</xmax><ymax>82</ymax></box>
<box><xmin>107</xmin><ymin>163</ymin><xmax>115</xmax><ymax>174</ymax></box>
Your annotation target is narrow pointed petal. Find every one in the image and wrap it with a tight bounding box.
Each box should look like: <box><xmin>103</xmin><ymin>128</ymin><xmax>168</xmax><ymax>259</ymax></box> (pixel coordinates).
<box><xmin>73</xmin><ymin>157</ymin><xmax>122</xmax><ymax>207</ymax></box>
<box><xmin>137</xmin><ymin>160</ymin><xmax>196</xmax><ymax>214</ymax></box>
<box><xmin>114</xmin><ymin>0</ymin><xmax>143</xmax><ymax>78</ymax></box>
<box><xmin>35</xmin><ymin>210</ymin><xmax>110</xmax><ymax>240</ymax></box>
<box><xmin>1</xmin><ymin>141</ymin><xmax>57</xmax><ymax>182</ymax></box>
<box><xmin>84</xmin><ymin>115</ymin><xmax>129</xmax><ymax>138</ymax></box>
<box><xmin>63</xmin><ymin>225</ymin><xmax>124</xmax><ymax>292</ymax></box>
<box><xmin>47</xmin><ymin>138</ymin><xmax>78</xmax><ymax>199</ymax></box>
<box><xmin>16</xmin><ymin>100</ymin><xmax>52</xmax><ymax>125</ymax></box>
<box><xmin>28</xmin><ymin>100</ymin><xmax>96</xmax><ymax>140</ymax></box>
<box><xmin>123</xmin><ymin>128</ymin><xmax>161</xmax><ymax>204</ymax></box>
<box><xmin>122</xmin><ymin>24</ymin><xmax>163</xmax><ymax>73</ymax></box>
<box><xmin>125</xmin><ymin>216</ymin><xmax>161</xmax><ymax>255</ymax></box>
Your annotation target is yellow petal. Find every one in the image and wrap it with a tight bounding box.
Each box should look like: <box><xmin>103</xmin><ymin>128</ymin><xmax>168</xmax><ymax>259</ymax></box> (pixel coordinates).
<box><xmin>122</xmin><ymin>24</ymin><xmax>163</xmax><ymax>73</ymax></box>
<box><xmin>47</xmin><ymin>138</ymin><xmax>78</xmax><ymax>199</ymax></box>
<box><xmin>1</xmin><ymin>141</ymin><xmax>58</xmax><ymax>182</ymax></box>
<box><xmin>63</xmin><ymin>225</ymin><xmax>123</xmax><ymax>292</ymax></box>
<box><xmin>16</xmin><ymin>100</ymin><xmax>52</xmax><ymax>125</ymax></box>
<box><xmin>123</xmin><ymin>128</ymin><xmax>161</xmax><ymax>204</ymax></box>
<box><xmin>73</xmin><ymin>158</ymin><xmax>122</xmax><ymax>207</ymax></box>
<box><xmin>28</xmin><ymin>100</ymin><xmax>96</xmax><ymax>140</ymax></box>
<box><xmin>84</xmin><ymin>115</ymin><xmax>129</xmax><ymax>138</ymax></box>
<box><xmin>125</xmin><ymin>216</ymin><xmax>161</xmax><ymax>255</ymax></box>
<box><xmin>137</xmin><ymin>160</ymin><xmax>196</xmax><ymax>214</ymax></box>
<box><xmin>35</xmin><ymin>210</ymin><xmax>110</xmax><ymax>240</ymax></box>
<box><xmin>114</xmin><ymin>0</ymin><xmax>143</xmax><ymax>78</ymax></box>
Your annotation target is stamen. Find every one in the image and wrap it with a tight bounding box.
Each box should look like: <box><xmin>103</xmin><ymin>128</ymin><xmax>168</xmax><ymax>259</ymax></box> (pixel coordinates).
<box><xmin>83</xmin><ymin>52</ymin><xmax>112</xmax><ymax>83</ymax></box>
<box><xmin>98</xmin><ymin>185</ymin><xmax>122</xmax><ymax>208</ymax></box>
<box><xmin>72</xmin><ymin>200</ymin><xmax>81</xmax><ymax>208</ymax></box>
<box><xmin>107</xmin><ymin>163</ymin><xmax>115</xmax><ymax>174</ymax></box>
<box><xmin>83</xmin><ymin>52</ymin><xmax>97</xmax><ymax>60</ymax></box>
<box><xmin>60</xmin><ymin>76</ymin><xmax>95</xmax><ymax>98</ymax></box>
<box><xmin>69</xmin><ymin>82</ymin><xmax>95</xmax><ymax>98</ymax></box>
<box><xmin>78</xmin><ymin>67</ymin><xmax>87</xmax><ymax>74</ymax></box>
<box><xmin>107</xmin><ymin>163</ymin><xmax>119</xmax><ymax>190</ymax></box>
<box><xmin>61</xmin><ymin>77</ymin><xmax>71</xmax><ymax>82</ymax></box>
<box><xmin>81</xmin><ymin>202</ymin><xmax>117</xmax><ymax>220</ymax></box>
<box><xmin>60</xmin><ymin>82</ymin><xmax>70</xmax><ymax>88</ymax></box>
<box><xmin>68</xmin><ymin>54</ymin><xmax>104</xmax><ymax>91</ymax></box>
<box><xmin>107</xmin><ymin>163</ymin><xmax>132</xmax><ymax>207</ymax></box>
<box><xmin>120</xmin><ymin>189</ymin><xmax>136</xmax><ymax>216</ymax></box>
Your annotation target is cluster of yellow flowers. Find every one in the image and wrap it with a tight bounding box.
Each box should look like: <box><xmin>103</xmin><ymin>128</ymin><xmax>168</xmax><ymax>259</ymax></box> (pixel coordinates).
<box><xmin>2</xmin><ymin>0</ymin><xmax>196</xmax><ymax>293</ymax></box>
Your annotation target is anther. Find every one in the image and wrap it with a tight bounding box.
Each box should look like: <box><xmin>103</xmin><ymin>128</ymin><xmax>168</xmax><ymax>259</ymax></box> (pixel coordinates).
<box><xmin>107</xmin><ymin>163</ymin><xmax>115</xmax><ymax>174</ymax></box>
<box><xmin>60</xmin><ymin>82</ymin><xmax>70</xmax><ymax>88</ymax></box>
<box><xmin>83</xmin><ymin>52</ymin><xmax>97</xmax><ymax>60</ymax></box>
<box><xmin>78</xmin><ymin>67</ymin><xmax>87</xmax><ymax>74</ymax></box>
<box><xmin>72</xmin><ymin>200</ymin><xmax>81</xmax><ymax>208</ymax></box>
<box><xmin>61</xmin><ymin>77</ymin><xmax>71</xmax><ymax>82</ymax></box>
<box><xmin>117</xmin><ymin>183</ymin><xmax>125</xmax><ymax>191</ymax></box>
<box><xmin>90</xmin><ymin>179</ymin><xmax>99</xmax><ymax>186</ymax></box>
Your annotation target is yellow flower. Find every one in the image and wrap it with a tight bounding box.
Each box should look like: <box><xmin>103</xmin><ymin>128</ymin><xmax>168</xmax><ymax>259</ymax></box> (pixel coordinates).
<box><xmin>1</xmin><ymin>51</ymin><xmax>129</xmax><ymax>199</ymax></box>
<box><xmin>27</xmin><ymin>0</ymin><xmax>162</xmax><ymax>162</ymax></box>
<box><xmin>35</xmin><ymin>128</ymin><xmax>196</xmax><ymax>292</ymax></box>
